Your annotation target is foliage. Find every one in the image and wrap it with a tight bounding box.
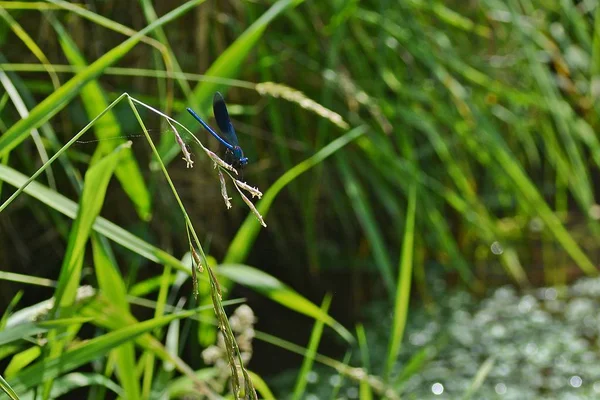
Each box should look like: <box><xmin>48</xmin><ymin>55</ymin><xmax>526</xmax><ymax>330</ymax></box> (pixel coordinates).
<box><xmin>1</xmin><ymin>0</ymin><xmax>600</xmax><ymax>398</ymax></box>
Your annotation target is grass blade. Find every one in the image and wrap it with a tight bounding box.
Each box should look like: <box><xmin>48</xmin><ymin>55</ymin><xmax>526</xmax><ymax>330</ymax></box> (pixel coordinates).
<box><xmin>0</xmin><ymin>7</ymin><xmax>59</xmax><ymax>88</ymax></box>
<box><xmin>247</xmin><ymin>370</ymin><xmax>276</xmax><ymax>400</ymax></box>
<box><xmin>159</xmin><ymin>0</ymin><xmax>306</xmax><ymax>164</ymax></box>
<box><xmin>337</xmin><ymin>154</ymin><xmax>395</xmax><ymax>296</ymax></box>
<box><xmin>224</xmin><ymin>126</ymin><xmax>366</xmax><ymax>263</ymax></box>
<box><xmin>48</xmin><ymin>14</ymin><xmax>152</xmax><ymax>221</ymax></box>
<box><xmin>292</xmin><ymin>294</ymin><xmax>332</xmax><ymax>400</ymax></box>
<box><xmin>461</xmin><ymin>357</ymin><xmax>495</xmax><ymax>400</ymax></box>
<box><xmin>0</xmin><ymin>164</ymin><xmax>189</xmax><ymax>274</ymax></box>
<box><xmin>0</xmin><ymin>0</ymin><xmax>203</xmax><ymax>158</ymax></box>
<box><xmin>91</xmin><ymin>235</ymin><xmax>140</xmax><ymax>400</ymax></box>
<box><xmin>385</xmin><ymin>184</ymin><xmax>417</xmax><ymax>378</ymax></box>
<box><xmin>0</xmin><ymin>374</ymin><xmax>19</xmax><ymax>400</ymax></box>
<box><xmin>0</xmin><ymin>67</ymin><xmax>54</xmax><ymax>190</ymax></box>
<box><xmin>45</xmin><ymin>142</ymin><xmax>132</xmax><ymax>397</ymax></box>
<box><xmin>52</xmin><ymin>142</ymin><xmax>131</xmax><ymax>313</ymax></box>
<box><xmin>218</xmin><ymin>265</ymin><xmax>352</xmax><ymax>343</ymax></box>
<box><xmin>356</xmin><ymin>324</ymin><xmax>373</xmax><ymax>400</ymax></box>
<box><xmin>6</xmin><ymin>306</ymin><xmax>201</xmax><ymax>395</ymax></box>
<box><xmin>29</xmin><ymin>373</ymin><xmax>123</xmax><ymax>399</ymax></box>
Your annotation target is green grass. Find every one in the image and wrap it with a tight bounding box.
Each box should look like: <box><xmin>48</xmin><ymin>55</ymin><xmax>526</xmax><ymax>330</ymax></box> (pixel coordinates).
<box><xmin>1</xmin><ymin>0</ymin><xmax>600</xmax><ymax>398</ymax></box>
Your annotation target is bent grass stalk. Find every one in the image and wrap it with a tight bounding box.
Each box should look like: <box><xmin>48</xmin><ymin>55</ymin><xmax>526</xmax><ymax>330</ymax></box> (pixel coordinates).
<box><xmin>1</xmin><ymin>93</ymin><xmax>263</xmax><ymax>399</ymax></box>
<box><xmin>128</xmin><ymin>95</ymin><xmax>261</xmax><ymax>399</ymax></box>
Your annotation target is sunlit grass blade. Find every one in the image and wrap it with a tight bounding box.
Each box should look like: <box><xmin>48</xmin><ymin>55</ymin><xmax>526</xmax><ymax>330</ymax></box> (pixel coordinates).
<box><xmin>0</xmin><ymin>374</ymin><xmax>19</xmax><ymax>400</ymax></box>
<box><xmin>4</xmin><ymin>347</ymin><xmax>41</xmax><ymax>378</ymax></box>
<box><xmin>461</xmin><ymin>357</ymin><xmax>495</xmax><ymax>400</ymax></box>
<box><xmin>44</xmin><ymin>141</ymin><xmax>131</xmax><ymax>396</ymax></box>
<box><xmin>52</xmin><ymin>142</ymin><xmax>131</xmax><ymax>313</ymax></box>
<box><xmin>0</xmin><ymin>0</ymin><xmax>202</xmax><ymax>158</ymax></box>
<box><xmin>247</xmin><ymin>371</ymin><xmax>276</xmax><ymax>400</ymax></box>
<box><xmin>91</xmin><ymin>234</ymin><xmax>140</xmax><ymax>399</ymax></box>
<box><xmin>225</xmin><ymin>126</ymin><xmax>367</xmax><ymax>264</ymax></box>
<box><xmin>0</xmin><ymin>164</ymin><xmax>189</xmax><ymax>274</ymax></box>
<box><xmin>28</xmin><ymin>372</ymin><xmax>123</xmax><ymax>399</ymax></box>
<box><xmin>48</xmin><ymin>14</ymin><xmax>152</xmax><ymax>221</ymax></box>
<box><xmin>6</xmin><ymin>305</ymin><xmax>206</xmax><ymax>395</ymax></box>
<box><xmin>337</xmin><ymin>154</ymin><xmax>395</xmax><ymax>296</ymax></box>
<box><xmin>0</xmin><ymin>2</ymin><xmax>62</xmax><ymax>10</ymax></box>
<box><xmin>292</xmin><ymin>294</ymin><xmax>332</xmax><ymax>400</ymax></box>
<box><xmin>385</xmin><ymin>184</ymin><xmax>416</xmax><ymax>378</ymax></box>
<box><xmin>255</xmin><ymin>331</ymin><xmax>398</xmax><ymax>399</ymax></box>
<box><xmin>218</xmin><ymin>265</ymin><xmax>352</xmax><ymax>343</ymax></box>
<box><xmin>356</xmin><ymin>324</ymin><xmax>373</xmax><ymax>400</ymax></box>
<box><xmin>0</xmin><ymin>67</ymin><xmax>55</xmax><ymax>190</ymax></box>
<box><xmin>0</xmin><ymin>7</ymin><xmax>59</xmax><ymax>88</ymax></box>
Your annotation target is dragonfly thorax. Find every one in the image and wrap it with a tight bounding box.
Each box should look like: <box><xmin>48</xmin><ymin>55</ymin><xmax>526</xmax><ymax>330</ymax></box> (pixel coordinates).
<box><xmin>186</xmin><ymin>93</ymin><xmax>249</xmax><ymax>169</ymax></box>
<box><xmin>233</xmin><ymin>146</ymin><xmax>249</xmax><ymax>166</ymax></box>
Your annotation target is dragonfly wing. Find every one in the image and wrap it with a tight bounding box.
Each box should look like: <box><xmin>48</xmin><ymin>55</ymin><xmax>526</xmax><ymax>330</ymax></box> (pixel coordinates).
<box><xmin>213</xmin><ymin>92</ymin><xmax>239</xmax><ymax>147</ymax></box>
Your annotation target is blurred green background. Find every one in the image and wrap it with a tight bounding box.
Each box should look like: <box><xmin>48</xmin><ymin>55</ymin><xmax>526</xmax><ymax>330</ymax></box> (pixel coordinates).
<box><xmin>2</xmin><ymin>0</ymin><xmax>600</xmax><ymax>398</ymax></box>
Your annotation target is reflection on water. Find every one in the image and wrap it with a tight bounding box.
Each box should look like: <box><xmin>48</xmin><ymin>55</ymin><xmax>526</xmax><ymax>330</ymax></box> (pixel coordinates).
<box><xmin>399</xmin><ymin>277</ymin><xmax>600</xmax><ymax>399</ymax></box>
<box><xmin>273</xmin><ymin>277</ymin><xmax>600</xmax><ymax>399</ymax></box>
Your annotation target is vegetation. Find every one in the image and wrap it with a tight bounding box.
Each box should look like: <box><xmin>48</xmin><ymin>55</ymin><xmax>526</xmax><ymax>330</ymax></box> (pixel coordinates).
<box><xmin>1</xmin><ymin>0</ymin><xmax>599</xmax><ymax>398</ymax></box>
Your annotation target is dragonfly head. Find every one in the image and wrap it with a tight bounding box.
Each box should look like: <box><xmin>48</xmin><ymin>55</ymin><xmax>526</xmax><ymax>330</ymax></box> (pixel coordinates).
<box><xmin>233</xmin><ymin>146</ymin><xmax>248</xmax><ymax>166</ymax></box>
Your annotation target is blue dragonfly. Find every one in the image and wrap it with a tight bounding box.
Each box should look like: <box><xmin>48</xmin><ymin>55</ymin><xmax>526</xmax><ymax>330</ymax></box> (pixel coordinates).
<box><xmin>187</xmin><ymin>92</ymin><xmax>248</xmax><ymax>170</ymax></box>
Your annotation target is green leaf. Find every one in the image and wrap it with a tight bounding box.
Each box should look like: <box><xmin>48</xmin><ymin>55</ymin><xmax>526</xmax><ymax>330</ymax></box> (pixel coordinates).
<box><xmin>4</xmin><ymin>347</ymin><xmax>41</xmax><ymax>379</ymax></box>
<box><xmin>0</xmin><ymin>322</ymin><xmax>46</xmax><ymax>348</ymax></box>
<box><xmin>91</xmin><ymin>235</ymin><xmax>140</xmax><ymax>400</ymax></box>
<box><xmin>46</xmin><ymin>141</ymin><xmax>131</xmax><ymax>397</ymax></box>
<box><xmin>0</xmin><ymin>374</ymin><xmax>19</xmax><ymax>400</ymax></box>
<box><xmin>48</xmin><ymin>14</ymin><xmax>152</xmax><ymax>221</ymax></box>
<box><xmin>0</xmin><ymin>0</ymin><xmax>203</xmax><ymax>158</ymax></box>
<box><xmin>386</xmin><ymin>184</ymin><xmax>417</xmax><ymax>377</ymax></box>
<box><xmin>0</xmin><ymin>164</ymin><xmax>189</xmax><ymax>274</ymax></box>
<box><xmin>462</xmin><ymin>357</ymin><xmax>495</xmax><ymax>400</ymax></box>
<box><xmin>218</xmin><ymin>264</ymin><xmax>352</xmax><ymax>343</ymax></box>
<box><xmin>53</xmin><ymin>142</ymin><xmax>131</xmax><ymax>312</ymax></box>
<box><xmin>6</xmin><ymin>302</ymin><xmax>200</xmax><ymax>395</ymax></box>
<box><xmin>247</xmin><ymin>371</ymin><xmax>276</xmax><ymax>400</ymax></box>
<box><xmin>159</xmin><ymin>0</ymin><xmax>306</xmax><ymax>164</ymax></box>
<box><xmin>225</xmin><ymin>126</ymin><xmax>367</xmax><ymax>263</ymax></box>
<box><xmin>166</xmin><ymin>369</ymin><xmax>219</xmax><ymax>398</ymax></box>
<box><xmin>21</xmin><ymin>373</ymin><xmax>123</xmax><ymax>400</ymax></box>
<box><xmin>337</xmin><ymin>154</ymin><xmax>395</xmax><ymax>296</ymax></box>
<box><xmin>292</xmin><ymin>294</ymin><xmax>332</xmax><ymax>400</ymax></box>
<box><xmin>356</xmin><ymin>324</ymin><xmax>373</xmax><ymax>400</ymax></box>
